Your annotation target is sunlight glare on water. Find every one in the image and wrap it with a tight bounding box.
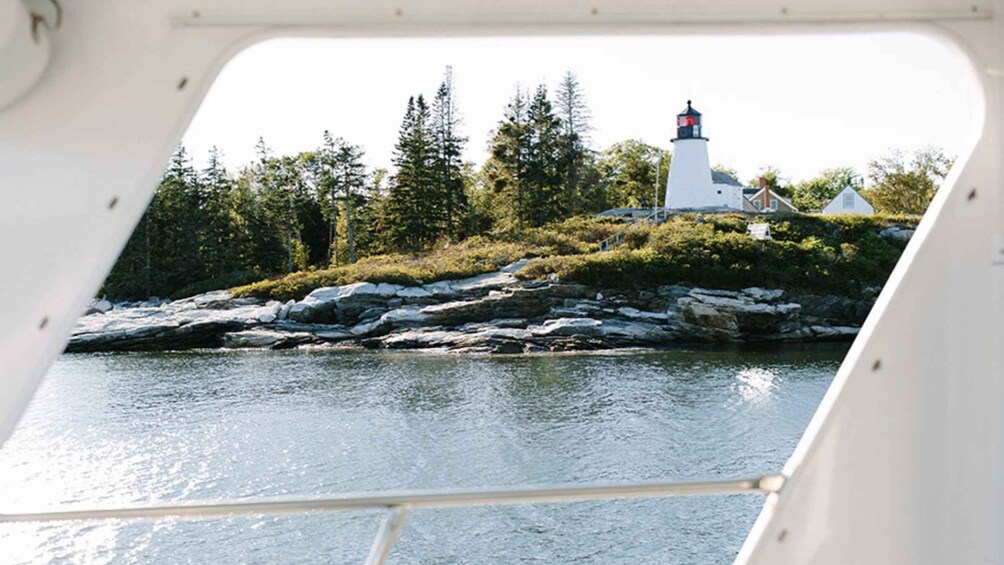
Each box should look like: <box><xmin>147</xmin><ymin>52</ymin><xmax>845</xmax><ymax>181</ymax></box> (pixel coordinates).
<box><xmin>0</xmin><ymin>346</ymin><xmax>844</xmax><ymax>564</ymax></box>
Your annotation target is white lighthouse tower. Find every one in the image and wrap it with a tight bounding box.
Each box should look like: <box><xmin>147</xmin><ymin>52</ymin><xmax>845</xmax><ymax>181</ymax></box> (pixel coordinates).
<box><xmin>664</xmin><ymin>101</ymin><xmax>745</xmax><ymax>210</ymax></box>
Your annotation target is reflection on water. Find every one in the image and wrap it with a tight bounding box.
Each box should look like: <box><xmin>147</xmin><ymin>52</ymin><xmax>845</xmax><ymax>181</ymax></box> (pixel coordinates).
<box><xmin>0</xmin><ymin>345</ymin><xmax>846</xmax><ymax>564</ymax></box>
<box><xmin>734</xmin><ymin>368</ymin><xmax>778</xmax><ymax>404</ymax></box>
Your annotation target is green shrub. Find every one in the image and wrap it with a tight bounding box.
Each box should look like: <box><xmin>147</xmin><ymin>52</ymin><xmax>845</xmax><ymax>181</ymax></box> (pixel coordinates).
<box><xmin>235</xmin><ymin>212</ymin><xmax>918</xmax><ymax>300</ymax></box>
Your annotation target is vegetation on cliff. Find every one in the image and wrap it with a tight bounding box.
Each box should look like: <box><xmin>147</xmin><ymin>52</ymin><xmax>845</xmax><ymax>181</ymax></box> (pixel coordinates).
<box><xmin>233</xmin><ymin>213</ymin><xmax>918</xmax><ymax>301</ymax></box>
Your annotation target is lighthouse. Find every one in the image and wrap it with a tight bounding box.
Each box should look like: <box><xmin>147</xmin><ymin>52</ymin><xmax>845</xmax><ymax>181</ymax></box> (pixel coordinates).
<box><xmin>664</xmin><ymin>101</ymin><xmax>746</xmax><ymax>210</ymax></box>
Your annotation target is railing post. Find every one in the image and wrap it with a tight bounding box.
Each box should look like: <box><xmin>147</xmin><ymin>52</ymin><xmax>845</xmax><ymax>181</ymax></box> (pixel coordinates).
<box><xmin>363</xmin><ymin>505</ymin><xmax>411</xmax><ymax>565</ymax></box>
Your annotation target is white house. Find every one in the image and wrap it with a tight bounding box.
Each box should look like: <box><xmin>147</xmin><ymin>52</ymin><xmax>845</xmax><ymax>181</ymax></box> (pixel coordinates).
<box><xmin>664</xmin><ymin>101</ymin><xmax>747</xmax><ymax>211</ymax></box>
<box><xmin>822</xmin><ymin>186</ymin><xmax>874</xmax><ymax>215</ymax></box>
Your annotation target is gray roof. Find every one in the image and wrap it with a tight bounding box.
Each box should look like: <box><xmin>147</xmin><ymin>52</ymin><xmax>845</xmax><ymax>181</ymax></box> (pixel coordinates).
<box><xmin>679</xmin><ymin>100</ymin><xmax>701</xmax><ymax>116</ymax></box>
<box><xmin>595</xmin><ymin>207</ymin><xmax>652</xmax><ymax>217</ymax></box>
<box><xmin>712</xmin><ymin>170</ymin><xmax>743</xmax><ymax>186</ymax></box>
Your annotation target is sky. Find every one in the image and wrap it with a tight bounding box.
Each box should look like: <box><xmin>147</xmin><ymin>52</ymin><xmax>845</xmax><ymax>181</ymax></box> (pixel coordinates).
<box><xmin>182</xmin><ymin>32</ymin><xmax>982</xmax><ymax>185</ymax></box>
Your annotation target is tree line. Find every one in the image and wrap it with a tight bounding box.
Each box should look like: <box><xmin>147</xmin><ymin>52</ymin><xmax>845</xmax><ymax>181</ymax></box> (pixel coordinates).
<box><xmin>748</xmin><ymin>146</ymin><xmax>954</xmax><ymax>214</ymax></box>
<box><xmin>103</xmin><ymin>66</ymin><xmax>953</xmax><ymax>300</ymax></box>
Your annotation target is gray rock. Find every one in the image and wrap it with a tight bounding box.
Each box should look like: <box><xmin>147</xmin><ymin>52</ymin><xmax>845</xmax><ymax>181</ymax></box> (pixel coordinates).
<box><xmin>450</xmin><ymin>261</ymin><xmax>528</xmax><ymax>293</ymax></box>
<box><xmin>358</xmin><ymin>307</ymin><xmax>388</xmax><ymax>321</ymax></box>
<box><xmin>657</xmin><ymin>285</ymin><xmax>692</xmax><ymax>300</ymax></box>
<box><xmin>396</xmin><ymin>286</ymin><xmax>432</xmax><ymax>299</ymax></box>
<box><xmin>810</xmin><ymin>325</ymin><xmax>860</xmax><ymax>339</ymax></box>
<box><xmin>880</xmin><ymin>226</ymin><xmax>915</xmax><ymax>241</ymax></box>
<box><xmin>742</xmin><ymin>287</ymin><xmax>784</xmax><ymax>302</ymax></box>
<box><xmin>422</xmin><ymin>280</ymin><xmax>458</xmax><ymax>297</ymax></box>
<box><xmin>529</xmin><ymin>317</ymin><xmax>602</xmax><ymax>337</ymax></box>
<box><xmin>84</xmin><ymin>298</ymin><xmax>113</xmax><ymax>315</ymax></box>
<box><xmin>223</xmin><ymin>329</ymin><xmax>314</xmax><ymax>349</ymax></box>
<box><xmin>616</xmin><ymin>307</ymin><xmax>669</xmax><ymax>323</ymax></box>
<box><xmin>277</xmin><ymin>299</ymin><xmax>295</xmax><ymax>321</ymax></box>
<box><xmin>676</xmin><ymin>292</ymin><xmax>802</xmax><ymax>341</ymax></box>
<box><xmin>314</xmin><ymin>327</ymin><xmax>354</xmax><ymax>341</ymax></box>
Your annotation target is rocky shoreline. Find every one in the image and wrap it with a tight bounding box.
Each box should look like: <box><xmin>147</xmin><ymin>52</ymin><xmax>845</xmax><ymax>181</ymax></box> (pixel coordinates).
<box><xmin>70</xmin><ymin>261</ymin><xmax>874</xmax><ymax>354</ymax></box>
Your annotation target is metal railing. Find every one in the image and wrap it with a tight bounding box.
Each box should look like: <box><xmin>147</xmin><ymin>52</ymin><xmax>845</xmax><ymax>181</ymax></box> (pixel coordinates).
<box><xmin>0</xmin><ymin>473</ymin><xmax>785</xmax><ymax>565</ymax></box>
<box><xmin>598</xmin><ymin>208</ymin><xmax>670</xmax><ymax>252</ymax></box>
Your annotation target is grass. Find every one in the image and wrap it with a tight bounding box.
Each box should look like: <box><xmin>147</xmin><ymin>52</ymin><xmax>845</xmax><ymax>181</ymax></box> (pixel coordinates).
<box><xmin>517</xmin><ymin>212</ymin><xmax>918</xmax><ymax>296</ymax></box>
<box><xmin>231</xmin><ymin>218</ymin><xmax>623</xmax><ymax>301</ymax></box>
<box><xmin>232</xmin><ymin>213</ymin><xmax>919</xmax><ymax>301</ymax></box>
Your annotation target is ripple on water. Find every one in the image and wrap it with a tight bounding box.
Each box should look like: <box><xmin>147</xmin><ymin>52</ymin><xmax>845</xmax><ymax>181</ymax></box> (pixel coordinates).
<box><xmin>0</xmin><ymin>345</ymin><xmax>846</xmax><ymax>564</ymax></box>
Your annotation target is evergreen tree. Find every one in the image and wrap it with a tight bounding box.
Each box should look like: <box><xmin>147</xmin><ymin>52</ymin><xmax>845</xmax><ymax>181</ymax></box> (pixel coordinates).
<box><xmin>318</xmin><ymin>131</ymin><xmax>342</xmax><ymax>265</ymax></box>
<box><xmin>431</xmin><ymin>66</ymin><xmax>468</xmax><ymax>239</ymax></box>
<box><xmin>555</xmin><ymin>71</ymin><xmax>592</xmax><ymax>215</ymax></box>
<box><xmin>253</xmin><ymin>138</ymin><xmax>305</xmax><ymax>273</ymax></box>
<box><xmin>199</xmin><ymin>146</ymin><xmax>241</xmax><ymax>280</ymax></box>
<box><xmin>525</xmin><ymin>84</ymin><xmax>565</xmax><ymax>226</ymax></box>
<box><xmin>385</xmin><ymin>96</ymin><xmax>438</xmax><ymax>249</ymax></box>
<box><xmin>154</xmin><ymin>145</ymin><xmax>204</xmax><ymax>292</ymax></box>
<box><xmin>331</xmin><ymin>138</ymin><xmax>367</xmax><ymax>263</ymax></box>
<box><xmin>483</xmin><ymin>87</ymin><xmax>531</xmax><ymax>231</ymax></box>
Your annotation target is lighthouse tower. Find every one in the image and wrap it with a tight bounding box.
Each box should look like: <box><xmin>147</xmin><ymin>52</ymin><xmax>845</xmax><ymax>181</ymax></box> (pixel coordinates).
<box><xmin>664</xmin><ymin>101</ymin><xmax>739</xmax><ymax>210</ymax></box>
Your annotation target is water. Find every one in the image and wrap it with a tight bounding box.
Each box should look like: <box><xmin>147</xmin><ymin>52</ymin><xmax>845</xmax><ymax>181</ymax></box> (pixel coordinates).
<box><xmin>0</xmin><ymin>345</ymin><xmax>845</xmax><ymax>564</ymax></box>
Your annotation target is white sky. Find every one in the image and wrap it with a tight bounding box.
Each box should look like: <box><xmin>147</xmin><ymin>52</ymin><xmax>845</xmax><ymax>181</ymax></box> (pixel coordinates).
<box><xmin>183</xmin><ymin>32</ymin><xmax>981</xmax><ymax>185</ymax></box>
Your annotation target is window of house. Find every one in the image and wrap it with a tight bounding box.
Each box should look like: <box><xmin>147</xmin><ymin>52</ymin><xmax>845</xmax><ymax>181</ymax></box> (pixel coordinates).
<box><xmin>770</xmin><ymin>198</ymin><xmax>778</xmax><ymax>211</ymax></box>
<box><xmin>844</xmin><ymin>193</ymin><xmax>855</xmax><ymax>209</ymax></box>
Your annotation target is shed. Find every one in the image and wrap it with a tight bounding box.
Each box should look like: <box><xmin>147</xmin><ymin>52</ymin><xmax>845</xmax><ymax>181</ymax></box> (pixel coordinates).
<box><xmin>822</xmin><ymin>186</ymin><xmax>874</xmax><ymax>215</ymax></box>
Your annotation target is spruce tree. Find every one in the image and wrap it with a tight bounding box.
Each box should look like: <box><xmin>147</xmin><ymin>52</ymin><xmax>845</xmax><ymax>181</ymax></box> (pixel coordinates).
<box><xmin>555</xmin><ymin>71</ymin><xmax>592</xmax><ymax>215</ymax></box>
<box><xmin>319</xmin><ymin>131</ymin><xmax>341</xmax><ymax>265</ymax></box>
<box><xmin>331</xmin><ymin>138</ymin><xmax>366</xmax><ymax>263</ymax></box>
<box><xmin>155</xmin><ymin>144</ymin><xmax>204</xmax><ymax>293</ymax></box>
<box><xmin>431</xmin><ymin>66</ymin><xmax>468</xmax><ymax>239</ymax></box>
<box><xmin>200</xmin><ymin>146</ymin><xmax>240</xmax><ymax>281</ymax></box>
<box><xmin>386</xmin><ymin>95</ymin><xmax>438</xmax><ymax>249</ymax></box>
<box><xmin>484</xmin><ymin>87</ymin><xmax>531</xmax><ymax>231</ymax></box>
<box><xmin>526</xmin><ymin>84</ymin><xmax>564</xmax><ymax>226</ymax></box>
<box><xmin>254</xmin><ymin>138</ymin><xmax>304</xmax><ymax>273</ymax></box>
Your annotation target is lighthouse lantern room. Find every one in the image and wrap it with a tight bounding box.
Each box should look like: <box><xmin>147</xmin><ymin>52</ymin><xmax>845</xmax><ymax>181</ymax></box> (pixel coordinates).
<box><xmin>675</xmin><ymin>101</ymin><xmax>704</xmax><ymax>140</ymax></box>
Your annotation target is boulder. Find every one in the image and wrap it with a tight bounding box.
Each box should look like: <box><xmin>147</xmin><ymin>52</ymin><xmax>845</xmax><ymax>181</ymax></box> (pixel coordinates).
<box><xmin>277</xmin><ymin>299</ymin><xmax>295</xmax><ymax>321</ymax></box>
<box><xmin>676</xmin><ymin>290</ymin><xmax>801</xmax><ymax>341</ymax></box>
<box><xmin>287</xmin><ymin>282</ymin><xmax>406</xmax><ymax>324</ymax></box>
<box><xmin>396</xmin><ymin>286</ymin><xmax>432</xmax><ymax>299</ymax></box>
<box><xmin>223</xmin><ymin>329</ymin><xmax>314</xmax><ymax>349</ymax></box>
<box><xmin>616</xmin><ymin>307</ymin><xmax>669</xmax><ymax>323</ymax></box>
<box><xmin>880</xmin><ymin>226</ymin><xmax>915</xmax><ymax>241</ymax></box>
<box><xmin>742</xmin><ymin>287</ymin><xmax>784</xmax><ymax>302</ymax></box>
<box><xmin>84</xmin><ymin>298</ymin><xmax>114</xmax><ymax>315</ymax></box>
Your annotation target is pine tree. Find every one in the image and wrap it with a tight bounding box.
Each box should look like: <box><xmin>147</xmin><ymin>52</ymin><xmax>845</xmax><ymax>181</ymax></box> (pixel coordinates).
<box><xmin>254</xmin><ymin>138</ymin><xmax>305</xmax><ymax>273</ymax></box>
<box><xmin>431</xmin><ymin>66</ymin><xmax>468</xmax><ymax>239</ymax></box>
<box><xmin>319</xmin><ymin>131</ymin><xmax>341</xmax><ymax>265</ymax></box>
<box><xmin>200</xmin><ymin>146</ymin><xmax>241</xmax><ymax>281</ymax></box>
<box><xmin>525</xmin><ymin>84</ymin><xmax>564</xmax><ymax>226</ymax></box>
<box><xmin>484</xmin><ymin>86</ymin><xmax>531</xmax><ymax>231</ymax></box>
<box><xmin>555</xmin><ymin>71</ymin><xmax>592</xmax><ymax>215</ymax></box>
<box><xmin>154</xmin><ymin>144</ymin><xmax>204</xmax><ymax>292</ymax></box>
<box><xmin>386</xmin><ymin>96</ymin><xmax>438</xmax><ymax>249</ymax></box>
<box><xmin>331</xmin><ymin>138</ymin><xmax>367</xmax><ymax>263</ymax></box>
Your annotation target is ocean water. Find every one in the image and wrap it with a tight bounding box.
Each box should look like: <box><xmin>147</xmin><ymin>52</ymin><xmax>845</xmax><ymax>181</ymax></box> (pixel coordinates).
<box><xmin>0</xmin><ymin>345</ymin><xmax>845</xmax><ymax>564</ymax></box>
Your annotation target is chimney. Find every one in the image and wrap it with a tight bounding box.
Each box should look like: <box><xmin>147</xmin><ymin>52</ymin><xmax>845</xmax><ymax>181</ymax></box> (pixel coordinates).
<box><xmin>758</xmin><ymin>176</ymin><xmax>767</xmax><ymax>190</ymax></box>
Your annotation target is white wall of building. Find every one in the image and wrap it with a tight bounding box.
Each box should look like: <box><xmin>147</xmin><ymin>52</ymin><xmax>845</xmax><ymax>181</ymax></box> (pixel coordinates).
<box><xmin>665</xmin><ymin>139</ymin><xmax>740</xmax><ymax>209</ymax></box>
<box><xmin>822</xmin><ymin>186</ymin><xmax>874</xmax><ymax>214</ymax></box>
